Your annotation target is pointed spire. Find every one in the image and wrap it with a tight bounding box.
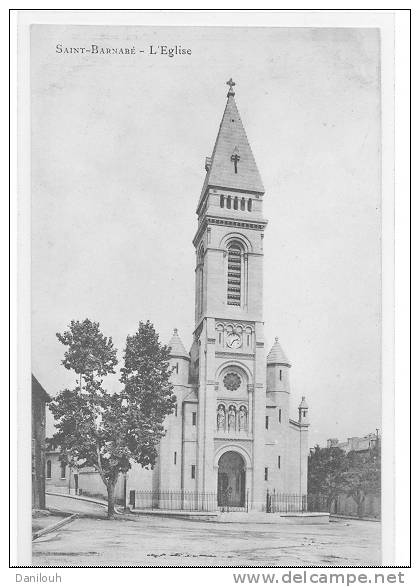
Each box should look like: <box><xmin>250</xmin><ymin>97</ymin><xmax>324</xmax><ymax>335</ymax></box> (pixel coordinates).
<box><xmin>267</xmin><ymin>337</ymin><xmax>291</xmax><ymax>367</ymax></box>
<box><xmin>167</xmin><ymin>328</ymin><xmax>189</xmax><ymax>360</ymax></box>
<box><xmin>299</xmin><ymin>396</ymin><xmax>308</xmax><ymax>409</ymax></box>
<box><xmin>199</xmin><ymin>80</ymin><xmax>265</xmax><ymax>200</ymax></box>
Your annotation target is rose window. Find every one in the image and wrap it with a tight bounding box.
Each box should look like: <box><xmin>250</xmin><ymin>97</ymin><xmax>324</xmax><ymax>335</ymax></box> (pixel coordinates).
<box><xmin>223</xmin><ymin>372</ymin><xmax>241</xmax><ymax>391</ymax></box>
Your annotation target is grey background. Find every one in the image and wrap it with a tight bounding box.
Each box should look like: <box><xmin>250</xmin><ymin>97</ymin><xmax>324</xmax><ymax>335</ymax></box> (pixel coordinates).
<box><xmin>31</xmin><ymin>25</ymin><xmax>381</xmax><ymax>447</ymax></box>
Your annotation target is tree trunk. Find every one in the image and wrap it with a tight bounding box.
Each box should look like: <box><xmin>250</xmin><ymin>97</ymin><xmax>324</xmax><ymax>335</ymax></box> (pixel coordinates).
<box><xmin>107</xmin><ymin>481</ymin><xmax>116</xmax><ymax>519</ymax></box>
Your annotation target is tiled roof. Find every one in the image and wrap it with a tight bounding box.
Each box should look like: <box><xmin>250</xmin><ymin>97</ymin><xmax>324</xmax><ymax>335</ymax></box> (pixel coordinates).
<box><xmin>32</xmin><ymin>374</ymin><xmax>51</xmax><ymax>402</ymax></box>
<box><xmin>267</xmin><ymin>337</ymin><xmax>291</xmax><ymax>366</ymax></box>
<box><xmin>167</xmin><ymin>328</ymin><xmax>189</xmax><ymax>360</ymax></box>
<box><xmin>199</xmin><ymin>90</ymin><xmax>265</xmax><ymax>202</ymax></box>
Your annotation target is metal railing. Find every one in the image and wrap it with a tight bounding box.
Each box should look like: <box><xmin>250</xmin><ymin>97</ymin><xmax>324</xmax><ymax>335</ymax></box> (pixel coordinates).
<box><xmin>307</xmin><ymin>494</ymin><xmax>330</xmax><ymax>513</ymax></box>
<box><xmin>266</xmin><ymin>491</ymin><xmax>307</xmax><ymax>513</ymax></box>
<box><xmin>130</xmin><ymin>490</ymin><xmax>218</xmax><ymax>512</ymax></box>
<box><xmin>218</xmin><ymin>489</ymin><xmax>249</xmax><ymax>512</ymax></box>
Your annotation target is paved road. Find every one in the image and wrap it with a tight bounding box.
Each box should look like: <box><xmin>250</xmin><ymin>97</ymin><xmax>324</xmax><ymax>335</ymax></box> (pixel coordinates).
<box><xmin>33</xmin><ymin>497</ymin><xmax>381</xmax><ymax>567</ymax></box>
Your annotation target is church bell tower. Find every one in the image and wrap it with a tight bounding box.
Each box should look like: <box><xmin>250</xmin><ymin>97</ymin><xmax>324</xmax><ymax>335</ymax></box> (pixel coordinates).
<box><xmin>190</xmin><ymin>79</ymin><xmax>268</xmax><ymax>509</ymax></box>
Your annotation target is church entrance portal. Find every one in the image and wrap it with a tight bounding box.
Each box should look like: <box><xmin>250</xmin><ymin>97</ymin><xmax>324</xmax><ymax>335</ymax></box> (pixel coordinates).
<box><xmin>217</xmin><ymin>451</ymin><xmax>246</xmax><ymax>508</ymax></box>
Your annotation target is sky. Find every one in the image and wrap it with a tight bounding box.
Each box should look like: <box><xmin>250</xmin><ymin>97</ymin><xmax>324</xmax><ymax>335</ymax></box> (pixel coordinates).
<box><xmin>31</xmin><ymin>25</ymin><xmax>381</xmax><ymax>446</ymax></box>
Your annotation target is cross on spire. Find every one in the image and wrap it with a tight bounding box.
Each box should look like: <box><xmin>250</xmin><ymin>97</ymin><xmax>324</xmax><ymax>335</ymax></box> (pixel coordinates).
<box><xmin>231</xmin><ymin>146</ymin><xmax>240</xmax><ymax>174</ymax></box>
<box><xmin>226</xmin><ymin>77</ymin><xmax>236</xmax><ymax>96</ymax></box>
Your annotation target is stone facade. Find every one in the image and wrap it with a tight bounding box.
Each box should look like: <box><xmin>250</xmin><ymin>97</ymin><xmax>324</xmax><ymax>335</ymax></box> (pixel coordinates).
<box><xmin>124</xmin><ymin>82</ymin><xmax>309</xmax><ymax>510</ymax></box>
<box><xmin>78</xmin><ymin>82</ymin><xmax>310</xmax><ymax>509</ymax></box>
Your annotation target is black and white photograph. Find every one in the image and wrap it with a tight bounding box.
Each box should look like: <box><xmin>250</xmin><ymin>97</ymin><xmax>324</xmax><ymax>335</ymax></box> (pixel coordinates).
<box><xmin>10</xmin><ymin>9</ymin><xmax>411</xmax><ymax>571</ymax></box>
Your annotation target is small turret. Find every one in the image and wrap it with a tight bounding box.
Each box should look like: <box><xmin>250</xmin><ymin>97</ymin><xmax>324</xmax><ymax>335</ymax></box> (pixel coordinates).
<box><xmin>298</xmin><ymin>396</ymin><xmax>309</xmax><ymax>424</ymax></box>
<box><xmin>167</xmin><ymin>328</ymin><xmax>190</xmax><ymax>385</ymax></box>
<box><xmin>266</xmin><ymin>337</ymin><xmax>291</xmax><ymax>393</ymax></box>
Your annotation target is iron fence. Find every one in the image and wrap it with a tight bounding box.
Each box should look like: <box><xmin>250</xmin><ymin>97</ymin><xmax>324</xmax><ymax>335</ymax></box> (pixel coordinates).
<box><xmin>307</xmin><ymin>493</ymin><xmax>381</xmax><ymax>518</ymax></box>
<box><xmin>266</xmin><ymin>491</ymin><xmax>307</xmax><ymax>513</ymax></box>
<box><xmin>307</xmin><ymin>494</ymin><xmax>331</xmax><ymax>513</ymax></box>
<box><xmin>130</xmin><ymin>490</ymin><xmax>218</xmax><ymax>512</ymax></box>
<box><xmin>218</xmin><ymin>489</ymin><xmax>249</xmax><ymax>512</ymax></box>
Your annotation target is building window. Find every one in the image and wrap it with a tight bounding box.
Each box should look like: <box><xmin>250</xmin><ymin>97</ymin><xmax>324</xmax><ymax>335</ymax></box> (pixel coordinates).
<box><xmin>220</xmin><ymin>195</ymin><xmax>225</xmax><ymax>208</ymax></box>
<box><xmin>191</xmin><ymin>465</ymin><xmax>196</xmax><ymax>479</ymax></box>
<box><xmin>174</xmin><ymin>404</ymin><xmax>178</xmax><ymax>417</ymax></box>
<box><xmin>241</xmin><ymin>197</ymin><xmax>245</xmax><ymax>211</ymax></box>
<box><xmin>192</xmin><ymin>412</ymin><xmax>197</xmax><ymax>426</ymax></box>
<box><xmin>264</xmin><ymin>467</ymin><xmax>268</xmax><ymax>481</ymax></box>
<box><xmin>227</xmin><ymin>242</ymin><xmax>242</xmax><ymax>306</ymax></box>
<box><xmin>265</xmin><ymin>415</ymin><xmax>269</xmax><ymax>430</ymax></box>
<box><xmin>234</xmin><ymin>196</ymin><xmax>238</xmax><ymax>210</ymax></box>
<box><xmin>278</xmin><ymin>409</ymin><xmax>282</xmax><ymax>423</ymax></box>
<box><xmin>278</xmin><ymin>456</ymin><xmax>281</xmax><ymax>469</ymax></box>
<box><xmin>60</xmin><ymin>462</ymin><xmax>66</xmax><ymax>479</ymax></box>
<box><xmin>46</xmin><ymin>460</ymin><xmax>51</xmax><ymax>479</ymax></box>
<box><xmin>174</xmin><ymin>451</ymin><xmax>177</xmax><ymax>465</ymax></box>
<box><xmin>227</xmin><ymin>196</ymin><xmax>232</xmax><ymax>209</ymax></box>
<box><xmin>279</xmin><ymin>369</ymin><xmax>282</xmax><ymax>381</ymax></box>
<box><xmin>248</xmin><ymin>198</ymin><xmax>252</xmax><ymax>212</ymax></box>
<box><xmin>175</xmin><ymin>362</ymin><xmax>179</xmax><ymax>374</ymax></box>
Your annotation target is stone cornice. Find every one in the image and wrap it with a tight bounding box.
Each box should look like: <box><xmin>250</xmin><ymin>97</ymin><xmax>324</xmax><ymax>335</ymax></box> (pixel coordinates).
<box><xmin>289</xmin><ymin>418</ymin><xmax>310</xmax><ymax>429</ymax></box>
<box><xmin>193</xmin><ymin>215</ymin><xmax>267</xmax><ymax>247</ymax></box>
<box><xmin>215</xmin><ymin>351</ymin><xmax>255</xmax><ymax>360</ymax></box>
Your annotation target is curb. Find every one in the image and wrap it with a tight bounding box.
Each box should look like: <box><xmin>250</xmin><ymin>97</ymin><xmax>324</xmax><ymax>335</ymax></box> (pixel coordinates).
<box><xmin>330</xmin><ymin>514</ymin><xmax>381</xmax><ymax>523</ymax></box>
<box><xmin>32</xmin><ymin>513</ymin><xmax>78</xmax><ymax>541</ymax></box>
<box><xmin>46</xmin><ymin>491</ymin><xmax>123</xmax><ymax>514</ymax></box>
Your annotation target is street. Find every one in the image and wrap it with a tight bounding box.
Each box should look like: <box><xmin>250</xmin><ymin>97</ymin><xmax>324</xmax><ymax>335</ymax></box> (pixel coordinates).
<box><xmin>32</xmin><ymin>495</ymin><xmax>381</xmax><ymax>567</ymax></box>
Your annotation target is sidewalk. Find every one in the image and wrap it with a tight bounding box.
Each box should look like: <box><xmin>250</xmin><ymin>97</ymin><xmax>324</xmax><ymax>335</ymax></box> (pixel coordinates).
<box><xmin>46</xmin><ymin>491</ymin><xmax>123</xmax><ymax>513</ymax></box>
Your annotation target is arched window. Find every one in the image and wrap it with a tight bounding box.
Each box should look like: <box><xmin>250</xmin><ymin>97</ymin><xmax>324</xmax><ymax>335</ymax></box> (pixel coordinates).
<box><xmin>247</xmin><ymin>198</ymin><xmax>252</xmax><ymax>212</ymax></box>
<box><xmin>227</xmin><ymin>196</ymin><xmax>232</xmax><ymax>209</ymax></box>
<box><xmin>234</xmin><ymin>196</ymin><xmax>238</xmax><ymax>210</ymax></box>
<box><xmin>241</xmin><ymin>197</ymin><xmax>245</xmax><ymax>211</ymax></box>
<box><xmin>220</xmin><ymin>195</ymin><xmax>225</xmax><ymax>208</ymax></box>
<box><xmin>46</xmin><ymin>460</ymin><xmax>51</xmax><ymax>479</ymax></box>
<box><xmin>227</xmin><ymin>242</ymin><xmax>242</xmax><ymax>306</ymax></box>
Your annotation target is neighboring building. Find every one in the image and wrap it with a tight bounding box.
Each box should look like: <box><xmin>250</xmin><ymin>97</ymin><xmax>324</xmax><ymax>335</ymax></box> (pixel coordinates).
<box><xmin>326</xmin><ymin>433</ymin><xmax>379</xmax><ymax>454</ymax></box>
<box><xmin>45</xmin><ymin>446</ymin><xmax>79</xmax><ymax>495</ymax></box>
<box><xmin>310</xmin><ymin>432</ymin><xmax>381</xmax><ymax>518</ymax></box>
<box><xmin>78</xmin><ymin>80</ymin><xmax>310</xmax><ymax>511</ymax></box>
<box><xmin>32</xmin><ymin>375</ymin><xmax>50</xmax><ymax>509</ymax></box>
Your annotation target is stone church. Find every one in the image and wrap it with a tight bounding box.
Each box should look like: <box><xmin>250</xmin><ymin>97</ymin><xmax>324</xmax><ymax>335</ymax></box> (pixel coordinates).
<box><xmin>79</xmin><ymin>80</ymin><xmax>310</xmax><ymax>511</ymax></box>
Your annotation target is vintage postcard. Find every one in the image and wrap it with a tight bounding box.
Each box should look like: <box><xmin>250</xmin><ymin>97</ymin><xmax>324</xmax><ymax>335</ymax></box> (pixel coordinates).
<box><xmin>11</xmin><ymin>9</ymin><xmax>410</xmax><ymax>572</ymax></box>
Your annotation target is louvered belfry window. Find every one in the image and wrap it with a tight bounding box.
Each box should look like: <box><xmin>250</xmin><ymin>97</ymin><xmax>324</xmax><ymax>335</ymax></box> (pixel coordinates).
<box><xmin>227</xmin><ymin>243</ymin><xmax>242</xmax><ymax>306</ymax></box>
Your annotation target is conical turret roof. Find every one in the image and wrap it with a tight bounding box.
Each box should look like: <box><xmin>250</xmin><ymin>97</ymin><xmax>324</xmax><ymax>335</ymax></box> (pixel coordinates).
<box><xmin>167</xmin><ymin>328</ymin><xmax>189</xmax><ymax>360</ymax></box>
<box><xmin>267</xmin><ymin>337</ymin><xmax>291</xmax><ymax>367</ymax></box>
<box><xmin>299</xmin><ymin>396</ymin><xmax>309</xmax><ymax>409</ymax></box>
<box><xmin>199</xmin><ymin>80</ymin><xmax>265</xmax><ymax>202</ymax></box>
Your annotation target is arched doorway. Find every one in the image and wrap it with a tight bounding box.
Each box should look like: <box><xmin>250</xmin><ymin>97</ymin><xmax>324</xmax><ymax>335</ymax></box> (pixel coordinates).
<box><xmin>217</xmin><ymin>451</ymin><xmax>246</xmax><ymax>507</ymax></box>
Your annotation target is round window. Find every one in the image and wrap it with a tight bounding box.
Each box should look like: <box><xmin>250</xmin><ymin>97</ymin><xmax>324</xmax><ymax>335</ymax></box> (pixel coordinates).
<box><xmin>223</xmin><ymin>372</ymin><xmax>241</xmax><ymax>391</ymax></box>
